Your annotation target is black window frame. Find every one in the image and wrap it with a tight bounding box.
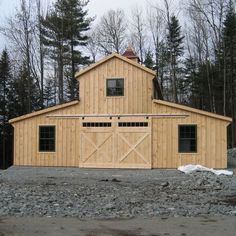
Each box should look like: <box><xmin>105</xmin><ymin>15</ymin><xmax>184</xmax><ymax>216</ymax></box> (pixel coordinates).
<box><xmin>118</xmin><ymin>122</ymin><xmax>148</xmax><ymax>127</ymax></box>
<box><xmin>39</xmin><ymin>125</ymin><xmax>56</xmax><ymax>152</ymax></box>
<box><xmin>106</xmin><ymin>78</ymin><xmax>124</xmax><ymax>96</ymax></box>
<box><xmin>82</xmin><ymin>122</ymin><xmax>112</xmax><ymax>127</ymax></box>
<box><xmin>178</xmin><ymin>125</ymin><xmax>197</xmax><ymax>153</ymax></box>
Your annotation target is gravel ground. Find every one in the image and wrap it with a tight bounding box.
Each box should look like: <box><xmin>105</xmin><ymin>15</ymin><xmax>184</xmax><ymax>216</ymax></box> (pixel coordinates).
<box><xmin>0</xmin><ymin>166</ymin><xmax>236</xmax><ymax>218</ymax></box>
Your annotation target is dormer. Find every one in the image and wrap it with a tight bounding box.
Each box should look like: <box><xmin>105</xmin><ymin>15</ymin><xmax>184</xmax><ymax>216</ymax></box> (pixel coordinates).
<box><xmin>75</xmin><ymin>51</ymin><xmax>162</xmax><ymax>114</ymax></box>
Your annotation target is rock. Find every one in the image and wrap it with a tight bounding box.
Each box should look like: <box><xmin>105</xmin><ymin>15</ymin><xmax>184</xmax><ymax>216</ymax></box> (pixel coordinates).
<box><xmin>229</xmin><ymin>210</ymin><xmax>236</xmax><ymax>215</ymax></box>
<box><xmin>129</xmin><ymin>198</ymin><xmax>138</xmax><ymax>204</ymax></box>
<box><xmin>105</xmin><ymin>203</ymin><xmax>115</xmax><ymax>210</ymax></box>
<box><xmin>160</xmin><ymin>182</ymin><xmax>169</xmax><ymax>188</ymax></box>
<box><xmin>168</xmin><ymin>208</ymin><xmax>175</xmax><ymax>211</ymax></box>
<box><xmin>0</xmin><ymin>167</ymin><xmax>235</xmax><ymax>218</ymax></box>
<box><xmin>196</xmin><ymin>179</ymin><xmax>203</xmax><ymax>186</ymax></box>
<box><xmin>66</xmin><ymin>202</ymin><xmax>73</xmax><ymax>207</ymax></box>
<box><xmin>100</xmin><ymin>179</ymin><xmax>109</xmax><ymax>182</ymax></box>
<box><xmin>111</xmin><ymin>178</ymin><xmax>121</xmax><ymax>182</ymax></box>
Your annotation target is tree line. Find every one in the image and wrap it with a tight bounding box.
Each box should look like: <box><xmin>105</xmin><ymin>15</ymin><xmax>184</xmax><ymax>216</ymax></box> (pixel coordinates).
<box><xmin>0</xmin><ymin>0</ymin><xmax>236</xmax><ymax>168</ymax></box>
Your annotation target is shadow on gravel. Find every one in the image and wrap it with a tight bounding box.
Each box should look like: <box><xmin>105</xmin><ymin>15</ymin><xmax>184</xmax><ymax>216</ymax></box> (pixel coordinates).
<box><xmin>221</xmin><ymin>195</ymin><xmax>236</xmax><ymax>206</ymax></box>
<box><xmin>100</xmin><ymin>178</ymin><xmax>121</xmax><ymax>182</ymax></box>
<box><xmin>84</xmin><ymin>228</ymin><xmax>159</xmax><ymax>236</ymax></box>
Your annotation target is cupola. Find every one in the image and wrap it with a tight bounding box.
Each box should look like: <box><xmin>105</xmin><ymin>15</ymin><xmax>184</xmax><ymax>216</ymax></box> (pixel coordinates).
<box><xmin>122</xmin><ymin>47</ymin><xmax>140</xmax><ymax>63</ymax></box>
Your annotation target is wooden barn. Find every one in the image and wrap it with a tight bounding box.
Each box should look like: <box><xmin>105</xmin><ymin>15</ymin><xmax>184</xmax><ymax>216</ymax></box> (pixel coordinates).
<box><xmin>9</xmin><ymin>48</ymin><xmax>232</xmax><ymax>169</ymax></box>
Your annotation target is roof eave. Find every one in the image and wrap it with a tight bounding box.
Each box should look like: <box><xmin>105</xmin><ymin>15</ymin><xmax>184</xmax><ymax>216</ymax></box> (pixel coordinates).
<box><xmin>153</xmin><ymin>99</ymin><xmax>232</xmax><ymax>123</ymax></box>
<box><xmin>9</xmin><ymin>100</ymin><xmax>79</xmax><ymax>124</ymax></box>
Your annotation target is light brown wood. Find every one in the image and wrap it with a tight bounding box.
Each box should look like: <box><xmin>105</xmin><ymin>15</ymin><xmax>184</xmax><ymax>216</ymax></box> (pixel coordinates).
<box><xmin>153</xmin><ymin>100</ymin><xmax>232</xmax><ymax>122</ymax></box>
<box><xmin>9</xmin><ymin>100</ymin><xmax>79</xmax><ymax>123</ymax></box>
<box><xmin>79</xmin><ymin>118</ymin><xmax>151</xmax><ymax>169</ymax></box>
<box><xmin>75</xmin><ymin>53</ymin><xmax>156</xmax><ymax>78</ymax></box>
<box><xmin>77</xmin><ymin>56</ymin><xmax>154</xmax><ymax>115</ymax></box>
<box><xmin>152</xmin><ymin>101</ymin><xmax>230</xmax><ymax>169</ymax></box>
<box><xmin>9</xmin><ymin>52</ymin><xmax>231</xmax><ymax>169</ymax></box>
<box><xmin>116</xmin><ymin>124</ymin><xmax>151</xmax><ymax>168</ymax></box>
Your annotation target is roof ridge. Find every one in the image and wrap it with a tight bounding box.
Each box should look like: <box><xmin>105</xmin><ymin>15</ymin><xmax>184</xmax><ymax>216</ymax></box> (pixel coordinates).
<box><xmin>75</xmin><ymin>53</ymin><xmax>156</xmax><ymax>78</ymax></box>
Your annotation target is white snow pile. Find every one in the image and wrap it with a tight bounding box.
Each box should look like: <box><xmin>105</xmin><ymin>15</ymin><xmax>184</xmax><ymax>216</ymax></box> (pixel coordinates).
<box><xmin>178</xmin><ymin>164</ymin><xmax>233</xmax><ymax>176</ymax></box>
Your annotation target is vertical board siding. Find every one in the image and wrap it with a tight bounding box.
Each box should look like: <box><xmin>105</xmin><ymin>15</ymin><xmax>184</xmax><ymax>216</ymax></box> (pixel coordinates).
<box><xmin>13</xmin><ymin>103</ymin><xmax>81</xmax><ymax>167</ymax></box>
<box><xmin>13</xmin><ymin>100</ymin><xmax>229</xmax><ymax>168</ymax></box>
<box><xmin>78</xmin><ymin>57</ymin><xmax>153</xmax><ymax>114</ymax></box>
<box><xmin>11</xmin><ymin>55</ymin><xmax>229</xmax><ymax>169</ymax></box>
<box><xmin>152</xmin><ymin>103</ymin><xmax>229</xmax><ymax>168</ymax></box>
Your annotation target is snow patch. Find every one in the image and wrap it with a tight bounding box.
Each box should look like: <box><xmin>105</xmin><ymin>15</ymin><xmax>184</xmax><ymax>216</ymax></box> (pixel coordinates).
<box><xmin>178</xmin><ymin>164</ymin><xmax>233</xmax><ymax>176</ymax></box>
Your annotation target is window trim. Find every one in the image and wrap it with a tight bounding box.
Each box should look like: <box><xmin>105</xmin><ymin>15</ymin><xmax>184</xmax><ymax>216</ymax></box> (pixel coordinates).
<box><xmin>38</xmin><ymin>125</ymin><xmax>56</xmax><ymax>153</ymax></box>
<box><xmin>178</xmin><ymin>124</ymin><xmax>197</xmax><ymax>154</ymax></box>
<box><xmin>106</xmin><ymin>78</ymin><xmax>124</xmax><ymax>97</ymax></box>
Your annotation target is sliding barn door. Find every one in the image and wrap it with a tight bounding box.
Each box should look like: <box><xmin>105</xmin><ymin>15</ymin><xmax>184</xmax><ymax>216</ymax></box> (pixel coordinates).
<box><xmin>116</xmin><ymin>124</ymin><xmax>151</xmax><ymax>168</ymax></box>
<box><xmin>80</xmin><ymin>126</ymin><xmax>114</xmax><ymax>168</ymax></box>
<box><xmin>80</xmin><ymin>119</ymin><xmax>151</xmax><ymax>168</ymax></box>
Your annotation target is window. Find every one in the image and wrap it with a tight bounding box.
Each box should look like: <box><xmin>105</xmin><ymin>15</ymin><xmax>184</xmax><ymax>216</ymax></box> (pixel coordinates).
<box><xmin>39</xmin><ymin>126</ymin><xmax>55</xmax><ymax>152</ymax></box>
<box><xmin>178</xmin><ymin>125</ymin><xmax>197</xmax><ymax>153</ymax></box>
<box><xmin>118</xmin><ymin>122</ymin><xmax>148</xmax><ymax>127</ymax></box>
<box><xmin>83</xmin><ymin>122</ymin><xmax>112</xmax><ymax>127</ymax></box>
<box><xmin>106</xmin><ymin>79</ymin><xmax>124</xmax><ymax>96</ymax></box>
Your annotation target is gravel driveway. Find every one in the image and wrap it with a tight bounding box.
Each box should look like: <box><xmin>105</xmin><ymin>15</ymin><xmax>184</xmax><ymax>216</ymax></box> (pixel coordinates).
<box><xmin>0</xmin><ymin>166</ymin><xmax>236</xmax><ymax>218</ymax></box>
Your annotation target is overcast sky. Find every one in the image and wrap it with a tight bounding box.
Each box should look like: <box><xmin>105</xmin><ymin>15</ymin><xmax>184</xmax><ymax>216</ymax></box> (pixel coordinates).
<box><xmin>0</xmin><ymin>0</ymin><xmax>148</xmax><ymax>51</ymax></box>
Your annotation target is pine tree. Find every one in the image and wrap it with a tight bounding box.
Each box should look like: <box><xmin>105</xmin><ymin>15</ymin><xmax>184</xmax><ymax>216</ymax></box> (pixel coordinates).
<box><xmin>0</xmin><ymin>50</ymin><xmax>13</xmax><ymax>168</ymax></box>
<box><xmin>0</xmin><ymin>50</ymin><xmax>11</xmax><ymax>121</ymax></box>
<box><xmin>44</xmin><ymin>78</ymin><xmax>57</xmax><ymax>107</ymax></box>
<box><xmin>42</xmin><ymin>9</ymin><xmax>69</xmax><ymax>103</ymax></box>
<box><xmin>42</xmin><ymin>0</ymin><xmax>91</xmax><ymax>102</ymax></box>
<box><xmin>166</xmin><ymin>15</ymin><xmax>184</xmax><ymax>103</ymax></box>
<box><xmin>55</xmin><ymin>0</ymin><xmax>91</xmax><ymax>100</ymax></box>
<box><xmin>222</xmin><ymin>1</ymin><xmax>236</xmax><ymax>147</ymax></box>
<box><xmin>144</xmin><ymin>50</ymin><xmax>154</xmax><ymax>70</ymax></box>
<box><xmin>13</xmin><ymin>63</ymin><xmax>41</xmax><ymax>115</ymax></box>
<box><xmin>183</xmin><ymin>57</ymin><xmax>209</xmax><ymax>109</ymax></box>
<box><xmin>157</xmin><ymin>42</ymin><xmax>170</xmax><ymax>98</ymax></box>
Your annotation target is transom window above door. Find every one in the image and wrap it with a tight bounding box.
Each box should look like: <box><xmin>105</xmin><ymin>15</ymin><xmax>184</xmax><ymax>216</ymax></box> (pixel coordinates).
<box><xmin>106</xmin><ymin>78</ymin><xmax>124</xmax><ymax>96</ymax></box>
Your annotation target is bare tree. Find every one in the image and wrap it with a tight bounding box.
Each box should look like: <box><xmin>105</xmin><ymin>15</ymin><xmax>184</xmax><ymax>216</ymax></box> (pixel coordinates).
<box><xmin>86</xmin><ymin>29</ymin><xmax>100</xmax><ymax>62</ymax></box>
<box><xmin>129</xmin><ymin>6</ymin><xmax>146</xmax><ymax>63</ymax></box>
<box><xmin>36</xmin><ymin>0</ymin><xmax>46</xmax><ymax>108</ymax></box>
<box><xmin>0</xmin><ymin>0</ymin><xmax>38</xmax><ymax>112</ymax></box>
<box><xmin>0</xmin><ymin>0</ymin><xmax>49</xmax><ymax>111</ymax></box>
<box><xmin>189</xmin><ymin>0</ymin><xmax>227</xmax><ymax>59</ymax></box>
<box><xmin>97</xmin><ymin>9</ymin><xmax>127</xmax><ymax>54</ymax></box>
<box><xmin>185</xmin><ymin>0</ymin><xmax>228</xmax><ymax>112</ymax></box>
<box><xmin>147</xmin><ymin>3</ymin><xmax>166</xmax><ymax>84</ymax></box>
